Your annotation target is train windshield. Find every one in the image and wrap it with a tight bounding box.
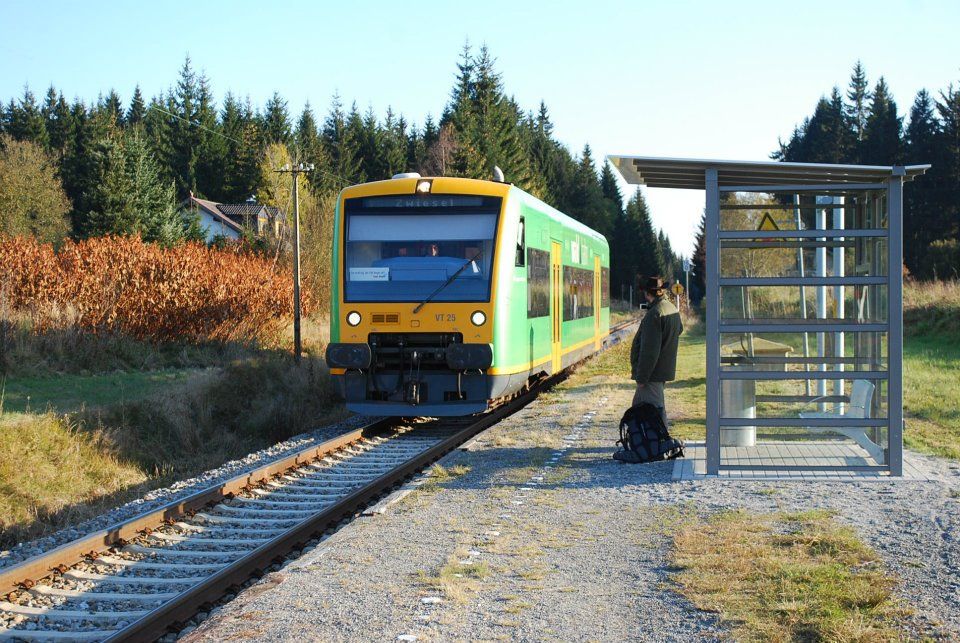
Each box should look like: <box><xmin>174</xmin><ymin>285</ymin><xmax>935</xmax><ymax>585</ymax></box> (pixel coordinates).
<box><xmin>343</xmin><ymin>195</ymin><xmax>501</xmax><ymax>303</ymax></box>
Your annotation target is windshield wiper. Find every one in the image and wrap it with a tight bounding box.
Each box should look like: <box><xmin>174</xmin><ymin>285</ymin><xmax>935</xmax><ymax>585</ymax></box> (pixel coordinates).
<box><xmin>412</xmin><ymin>250</ymin><xmax>483</xmax><ymax>314</ymax></box>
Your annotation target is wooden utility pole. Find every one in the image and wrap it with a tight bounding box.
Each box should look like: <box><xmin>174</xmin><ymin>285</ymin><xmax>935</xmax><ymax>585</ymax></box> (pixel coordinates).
<box><xmin>277</xmin><ymin>162</ymin><xmax>314</xmax><ymax>363</ymax></box>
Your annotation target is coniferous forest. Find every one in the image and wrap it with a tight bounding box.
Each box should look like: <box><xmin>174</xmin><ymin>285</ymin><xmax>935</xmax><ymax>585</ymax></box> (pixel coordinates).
<box><xmin>0</xmin><ymin>46</ymin><xmax>678</xmax><ymax>305</ymax></box>
<box><xmin>773</xmin><ymin>61</ymin><xmax>960</xmax><ymax>279</ymax></box>
<box><xmin>687</xmin><ymin>61</ymin><xmax>960</xmax><ymax>296</ymax></box>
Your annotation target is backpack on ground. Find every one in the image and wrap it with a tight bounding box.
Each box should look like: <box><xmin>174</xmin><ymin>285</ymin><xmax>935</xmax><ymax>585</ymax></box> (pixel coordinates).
<box><xmin>613</xmin><ymin>402</ymin><xmax>685</xmax><ymax>464</ymax></box>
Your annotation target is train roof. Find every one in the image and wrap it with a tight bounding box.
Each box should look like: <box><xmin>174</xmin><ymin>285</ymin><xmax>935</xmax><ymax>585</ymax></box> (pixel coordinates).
<box><xmin>339</xmin><ymin>176</ymin><xmax>608</xmax><ymax>246</ymax></box>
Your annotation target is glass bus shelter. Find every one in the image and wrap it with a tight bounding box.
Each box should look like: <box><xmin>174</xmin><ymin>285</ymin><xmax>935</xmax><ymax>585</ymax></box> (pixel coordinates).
<box><xmin>609</xmin><ymin>157</ymin><xmax>929</xmax><ymax>476</ymax></box>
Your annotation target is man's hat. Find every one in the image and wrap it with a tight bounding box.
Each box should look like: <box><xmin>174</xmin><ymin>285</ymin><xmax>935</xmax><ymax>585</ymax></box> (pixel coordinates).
<box><xmin>643</xmin><ymin>276</ymin><xmax>668</xmax><ymax>294</ymax></box>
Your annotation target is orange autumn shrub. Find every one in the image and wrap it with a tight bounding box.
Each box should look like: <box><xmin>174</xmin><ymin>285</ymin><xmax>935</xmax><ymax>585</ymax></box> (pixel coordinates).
<box><xmin>0</xmin><ymin>236</ymin><xmax>307</xmax><ymax>344</ymax></box>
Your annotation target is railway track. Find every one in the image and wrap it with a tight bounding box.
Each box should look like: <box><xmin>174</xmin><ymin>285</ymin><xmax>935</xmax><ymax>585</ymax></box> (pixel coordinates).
<box><xmin>0</xmin><ymin>318</ymin><xmax>640</xmax><ymax>643</ymax></box>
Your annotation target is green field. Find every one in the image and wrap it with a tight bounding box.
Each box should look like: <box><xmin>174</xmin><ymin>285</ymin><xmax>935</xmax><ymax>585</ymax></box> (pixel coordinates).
<box><xmin>581</xmin><ymin>301</ymin><xmax>960</xmax><ymax>459</ymax></box>
<box><xmin>1</xmin><ymin>369</ymin><xmax>204</xmax><ymax>415</ymax></box>
<box><xmin>904</xmin><ymin>335</ymin><xmax>960</xmax><ymax>459</ymax></box>
<box><xmin>0</xmin><ymin>318</ymin><xmax>343</xmax><ymax>547</ymax></box>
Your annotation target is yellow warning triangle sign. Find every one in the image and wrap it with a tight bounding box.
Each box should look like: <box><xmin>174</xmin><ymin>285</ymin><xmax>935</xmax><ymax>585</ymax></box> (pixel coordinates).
<box><xmin>757</xmin><ymin>212</ymin><xmax>780</xmax><ymax>232</ymax></box>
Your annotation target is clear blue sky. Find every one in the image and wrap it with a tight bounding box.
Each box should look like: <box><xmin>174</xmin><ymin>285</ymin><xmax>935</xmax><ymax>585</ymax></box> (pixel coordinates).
<box><xmin>2</xmin><ymin>0</ymin><xmax>958</xmax><ymax>254</ymax></box>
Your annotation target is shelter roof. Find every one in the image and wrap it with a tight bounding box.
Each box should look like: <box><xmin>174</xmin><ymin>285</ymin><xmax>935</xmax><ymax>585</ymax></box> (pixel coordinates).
<box><xmin>607</xmin><ymin>155</ymin><xmax>930</xmax><ymax>190</ymax></box>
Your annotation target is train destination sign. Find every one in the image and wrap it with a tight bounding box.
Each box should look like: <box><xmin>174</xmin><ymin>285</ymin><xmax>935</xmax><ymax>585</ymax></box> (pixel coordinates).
<box><xmin>362</xmin><ymin>196</ymin><xmax>485</xmax><ymax>209</ymax></box>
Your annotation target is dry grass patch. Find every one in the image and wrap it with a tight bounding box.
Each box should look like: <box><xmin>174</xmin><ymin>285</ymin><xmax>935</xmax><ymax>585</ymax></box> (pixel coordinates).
<box><xmin>417</xmin><ymin>463</ymin><xmax>472</xmax><ymax>493</ymax></box>
<box><xmin>671</xmin><ymin>509</ymin><xmax>907</xmax><ymax>642</ymax></box>
<box><xmin>515</xmin><ymin>564</ymin><xmax>551</xmax><ymax>582</ymax></box>
<box><xmin>1</xmin><ymin>351</ymin><xmax>346</xmax><ymax>548</ymax></box>
<box><xmin>0</xmin><ymin>412</ymin><xmax>147</xmax><ymax>543</ymax></box>
<box><xmin>417</xmin><ymin>548</ymin><xmax>491</xmax><ymax>603</ymax></box>
<box><xmin>503</xmin><ymin>598</ymin><xmax>533</xmax><ymax>614</ymax></box>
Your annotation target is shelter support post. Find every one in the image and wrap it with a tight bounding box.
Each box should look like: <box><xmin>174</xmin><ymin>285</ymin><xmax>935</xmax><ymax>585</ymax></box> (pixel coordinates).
<box><xmin>833</xmin><ymin>198</ymin><xmax>845</xmax><ymax>412</ymax></box>
<box><xmin>888</xmin><ymin>170</ymin><xmax>905</xmax><ymax>476</ymax></box>
<box><xmin>705</xmin><ymin>168</ymin><xmax>721</xmax><ymax>475</ymax></box>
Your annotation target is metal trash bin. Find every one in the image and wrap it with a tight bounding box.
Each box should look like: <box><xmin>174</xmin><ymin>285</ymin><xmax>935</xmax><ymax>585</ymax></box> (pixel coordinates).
<box><xmin>718</xmin><ymin>339</ymin><xmax>792</xmax><ymax>447</ymax></box>
<box><xmin>720</xmin><ymin>370</ymin><xmax>756</xmax><ymax>447</ymax></box>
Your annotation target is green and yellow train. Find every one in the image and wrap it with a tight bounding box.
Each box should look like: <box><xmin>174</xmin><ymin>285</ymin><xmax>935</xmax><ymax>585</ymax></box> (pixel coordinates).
<box><xmin>325</xmin><ymin>173</ymin><xmax>610</xmax><ymax>416</ymax></box>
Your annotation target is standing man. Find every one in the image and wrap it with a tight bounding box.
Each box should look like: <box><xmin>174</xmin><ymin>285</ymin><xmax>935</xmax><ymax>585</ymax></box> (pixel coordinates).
<box><xmin>630</xmin><ymin>276</ymin><xmax>684</xmax><ymax>427</ymax></box>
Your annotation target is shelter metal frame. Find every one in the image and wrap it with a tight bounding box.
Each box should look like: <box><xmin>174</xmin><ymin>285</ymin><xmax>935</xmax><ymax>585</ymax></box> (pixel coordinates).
<box><xmin>609</xmin><ymin>156</ymin><xmax>930</xmax><ymax>476</ymax></box>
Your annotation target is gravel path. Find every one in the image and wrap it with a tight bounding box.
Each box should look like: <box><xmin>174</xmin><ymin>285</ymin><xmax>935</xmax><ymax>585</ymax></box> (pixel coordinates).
<box><xmin>0</xmin><ymin>414</ymin><xmax>376</xmax><ymax>573</ymax></box>
<box><xmin>183</xmin><ymin>377</ymin><xmax>960</xmax><ymax>642</ymax></box>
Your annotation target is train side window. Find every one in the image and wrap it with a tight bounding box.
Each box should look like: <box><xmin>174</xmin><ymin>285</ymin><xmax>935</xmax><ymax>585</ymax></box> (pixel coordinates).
<box><xmin>515</xmin><ymin>217</ymin><xmax>525</xmax><ymax>267</ymax></box>
<box><xmin>526</xmin><ymin>247</ymin><xmax>549</xmax><ymax>318</ymax></box>
<box><xmin>563</xmin><ymin>265</ymin><xmax>594</xmax><ymax>321</ymax></box>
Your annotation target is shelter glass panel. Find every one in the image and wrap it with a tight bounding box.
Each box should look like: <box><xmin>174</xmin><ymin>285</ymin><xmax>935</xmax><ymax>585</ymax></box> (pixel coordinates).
<box><xmin>719</xmin><ymin>285</ymin><xmax>889</xmax><ymax>323</ymax></box>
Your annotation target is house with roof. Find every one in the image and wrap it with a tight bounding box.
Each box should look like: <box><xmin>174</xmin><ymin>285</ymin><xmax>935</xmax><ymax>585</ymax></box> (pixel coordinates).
<box><xmin>181</xmin><ymin>194</ymin><xmax>285</xmax><ymax>243</ymax></box>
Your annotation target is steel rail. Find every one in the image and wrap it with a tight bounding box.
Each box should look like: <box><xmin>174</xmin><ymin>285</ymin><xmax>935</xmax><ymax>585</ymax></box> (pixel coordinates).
<box><xmin>1</xmin><ymin>316</ymin><xmax>642</xmax><ymax>642</ymax></box>
<box><xmin>0</xmin><ymin>419</ymin><xmax>396</xmax><ymax>598</ymax></box>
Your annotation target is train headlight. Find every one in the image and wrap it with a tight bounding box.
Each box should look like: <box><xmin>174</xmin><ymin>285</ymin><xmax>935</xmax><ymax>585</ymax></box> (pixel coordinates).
<box><xmin>346</xmin><ymin>311</ymin><xmax>362</xmax><ymax>327</ymax></box>
<box><xmin>416</xmin><ymin>179</ymin><xmax>432</xmax><ymax>194</ymax></box>
<box><xmin>471</xmin><ymin>310</ymin><xmax>486</xmax><ymax>326</ymax></box>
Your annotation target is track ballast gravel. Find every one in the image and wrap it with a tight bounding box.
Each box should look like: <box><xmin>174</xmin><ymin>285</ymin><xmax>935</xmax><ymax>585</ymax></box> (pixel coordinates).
<box><xmin>181</xmin><ymin>378</ymin><xmax>960</xmax><ymax>642</ymax></box>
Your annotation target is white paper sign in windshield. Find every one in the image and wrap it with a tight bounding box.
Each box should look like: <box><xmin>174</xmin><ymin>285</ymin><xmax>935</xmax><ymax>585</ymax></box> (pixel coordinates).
<box><xmin>349</xmin><ymin>267</ymin><xmax>390</xmax><ymax>281</ymax></box>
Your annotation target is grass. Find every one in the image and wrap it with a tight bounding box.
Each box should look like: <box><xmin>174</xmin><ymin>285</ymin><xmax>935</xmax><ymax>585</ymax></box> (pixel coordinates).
<box><xmin>417</xmin><ymin>549</ymin><xmax>491</xmax><ymax>603</ymax></box>
<box><xmin>903</xmin><ymin>332</ymin><xmax>960</xmax><ymax>459</ymax></box>
<box><xmin>0</xmin><ymin>412</ymin><xmax>148</xmax><ymax>543</ymax></box>
<box><xmin>670</xmin><ymin>509</ymin><xmax>907</xmax><ymax>642</ymax></box>
<box><xmin>417</xmin><ymin>463</ymin><xmax>472</xmax><ymax>493</ymax></box>
<box><xmin>0</xmin><ymin>369</ymin><xmax>204</xmax><ymax>414</ymax></box>
<box><xmin>580</xmin><ymin>283</ymin><xmax>960</xmax><ymax>458</ymax></box>
<box><xmin>0</xmin><ymin>316</ymin><xmax>347</xmax><ymax>549</ymax></box>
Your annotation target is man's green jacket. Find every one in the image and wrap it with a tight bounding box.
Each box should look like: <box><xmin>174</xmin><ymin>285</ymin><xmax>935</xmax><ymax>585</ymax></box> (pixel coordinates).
<box><xmin>630</xmin><ymin>296</ymin><xmax>684</xmax><ymax>383</ymax></box>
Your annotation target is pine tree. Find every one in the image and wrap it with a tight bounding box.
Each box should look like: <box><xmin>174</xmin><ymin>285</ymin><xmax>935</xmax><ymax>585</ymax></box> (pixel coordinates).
<box><xmin>904</xmin><ymin>89</ymin><xmax>941</xmax><ymax>273</ymax></box>
<box><xmin>566</xmin><ymin>145</ymin><xmax>610</xmax><ymax>237</ymax></box>
<box><xmin>294</xmin><ymin>102</ymin><xmax>321</xmax><ymax>163</ymax></box>
<box><xmin>321</xmin><ymin>94</ymin><xmax>361</xmax><ymax>189</ymax></box>
<box><xmin>101</xmin><ymin>90</ymin><xmax>124</xmax><ymax>127</ymax></box>
<box><xmin>861</xmin><ymin>77</ymin><xmax>902</xmax><ymax>165</ymax></box>
<box><xmin>356</xmin><ymin>105</ymin><xmax>383</xmax><ymax>180</ymax></box>
<box><xmin>42</xmin><ymin>87</ymin><xmax>74</xmax><ymax>154</ymax></box>
<box><xmin>935</xmin><ymin>83</ymin><xmax>960</xmax><ymax>247</ymax></box>
<box><xmin>263</xmin><ymin>91</ymin><xmax>292</xmax><ymax>145</ymax></box>
<box><xmin>847</xmin><ymin>61</ymin><xmax>871</xmax><ymax>150</ymax></box>
<box><xmin>84</xmin><ymin>131</ymin><xmax>184</xmax><ymax>243</ymax></box>
<box><xmin>143</xmin><ymin>92</ymin><xmax>174</xmax><ymax>186</ymax></box>
<box><xmin>624</xmin><ymin>189</ymin><xmax>664</xmax><ymax>291</ymax></box>
<box><xmin>408</xmin><ymin>115</ymin><xmax>435</xmax><ymax>172</ymax></box>
<box><xmin>220</xmin><ymin>94</ymin><xmax>263</xmax><ymax>203</ymax></box>
<box><xmin>194</xmin><ymin>71</ymin><xmax>226</xmax><ymax>200</ymax></box>
<box><xmin>691</xmin><ymin>211</ymin><xmax>707</xmax><ymax>305</ymax></box>
<box><xmin>381</xmin><ymin>107</ymin><xmax>409</xmax><ymax>177</ymax></box>
<box><xmin>344</xmin><ymin>103</ymin><xmax>367</xmax><ymax>183</ymax></box>
<box><xmin>599</xmin><ymin>160</ymin><xmax>627</xmax><ymax>295</ymax></box>
<box><xmin>5</xmin><ymin>87</ymin><xmax>48</xmax><ymax>146</ymax></box>
<box><xmin>61</xmin><ymin>99</ymin><xmax>113</xmax><ymax>235</ymax></box>
<box><xmin>126</xmin><ymin>86</ymin><xmax>146</xmax><ymax>127</ymax></box>
<box><xmin>659</xmin><ymin>230</ymin><xmax>680</xmax><ymax>282</ymax></box>
<box><xmin>162</xmin><ymin>56</ymin><xmax>224</xmax><ymax>200</ymax></box>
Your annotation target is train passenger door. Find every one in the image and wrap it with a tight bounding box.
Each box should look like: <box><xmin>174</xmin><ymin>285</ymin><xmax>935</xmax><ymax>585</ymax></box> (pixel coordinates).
<box><xmin>551</xmin><ymin>241</ymin><xmax>562</xmax><ymax>374</ymax></box>
<box><xmin>594</xmin><ymin>255</ymin><xmax>602</xmax><ymax>351</ymax></box>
